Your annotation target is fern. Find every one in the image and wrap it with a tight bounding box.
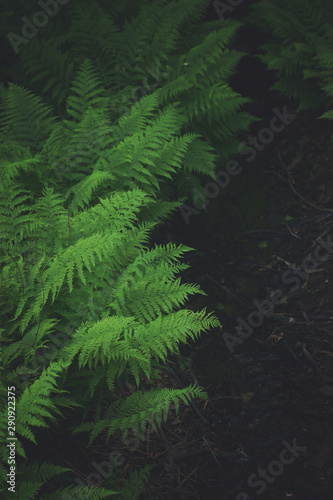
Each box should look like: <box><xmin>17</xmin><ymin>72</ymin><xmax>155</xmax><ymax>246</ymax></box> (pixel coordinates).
<box><xmin>49</xmin><ymin>485</ymin><xmax>119</xmax><ymax>499</ymax></box>
<box><xmin>14</xmin><ymin>361</ymin><xmax>73</xmax><ymax>444</ymax></box>
<box><xmin>0</xmin><ymin>361</ymin><xmax>77</xmax><ymax>493</ymax></box>
<box><xmin>74</xmin><ymin>385</ymin><xmax>207</xmax><ymax>444</ymax></box>
<box><xmin>246</xmin><ymin>0</ymin><xmax>333</xmax><ymax>111</ymax></box>
<box><xmin>103</xmin><ymin>465</ymin><xmax>151</xmax><ymax>500</ymax></box>
<box><xmin>66</xmin><ymin>59</ymin><xmax>109</xmax><ymax>122</ymax></box>
<box><xmin>14</xmin><ymin>462</ymin><xmax>71</xmax><ymax>500</ymax></box>
<box><xmin>19</xmin><ymin>38</ymin><xmax>75</xmax><ymax>110</ymax></box>
<box><xmin>0</xmin><ymin>83</ymin><xmax>56</xmax><ymax>150</ymax></box>
<box><xmin>2</xmin><ymin>0</ymin><xmax>255</xmax><ymax>199</ymax></box>
<box><xmin>0</xmin><ymin>179</ymin><xmax>220</xmax><ymax>494</ymax></box>
<box><xmin>0</xmin><ymin>2</ymin><xmax>249</xmax><ymax>496</ymax></box>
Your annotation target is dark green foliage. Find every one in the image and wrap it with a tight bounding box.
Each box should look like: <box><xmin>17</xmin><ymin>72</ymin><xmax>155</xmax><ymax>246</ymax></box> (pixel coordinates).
<box><xmin>247</xmin><ymin>0</ymin><xmax>333</xmax><ymax>112</ymax></box>
<box><xmin>0</xmin><ymin>83</ymin><xmax>56</xmax><ymax>150</ymax></box>
<box><xmin>0</xmin><ymin>0</ymin><xmax>262</xmax><ymax>496</ymax></box>
<box><xmin>0</xmin><ymin>176</ymin><xmax>220</xmax><ymax>495</ymax></box>
<box><xmin>2</xmin><ymin>0</ymin><xmax>256</xmax><ymax>199</ymax></box>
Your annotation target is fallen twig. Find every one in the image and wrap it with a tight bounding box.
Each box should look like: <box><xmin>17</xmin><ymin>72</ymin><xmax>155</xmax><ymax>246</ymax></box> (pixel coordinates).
<box><xmin>204</xmin><ymin>273</ymin><xmax>250</xmax><ymax>309</ymax></box>
<box><xmin>177</xmin><ymin>467</ymin><xmax>198</xmax><ymax>488</ymax></box>
<box><xmin>202</xmin><ymin>436</ymin><xmax>224</xmax><ymax>473</ymax></box>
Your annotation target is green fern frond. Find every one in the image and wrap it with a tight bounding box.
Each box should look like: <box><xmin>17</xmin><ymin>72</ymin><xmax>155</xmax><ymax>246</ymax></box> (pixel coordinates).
<box><xmin>135</xmin><ymin>308</ymin><xmax>221</xmax><ymax>362</ymax></box>
<box><xmin>61</xmin><ymin>316</ymin><xmax>148</xmax><ymax>369</ymax></box>
<box><xmin>75</xmin><ymin>384</ymin><xmax>206</xmax><ymax>444</ymax></box>
<box><xmin>46</xmin><ymin>484</ymin><xmax>120</xmax><ymax>499</ymax></box>
<box><xmin>320</xmin><ymin>109</ymin><xmax>333</xmax><ymax>120</ymax></box>
<box><xmin>66</xmin><ymin>1</ymin><xmax>120</xmax><ymax>88</ymax></box>
<box><xmin>246</xmin><ymin>0</ymin><xmax>333</xmax><ymax>111</ymax></box>
<box><xmin>66</xmin><ymin>59</ymin><xmax>109</xmax><ymax>122</ymax></box>
<box><xmin>20</xmin><ymin>38</ymin><xmax>75</xmax><ymax>108</ymax></box>
<box><xmin>15</xmin><ymin>462</ymin><xmax>71</xmax><ymax>500</ymax></box>
<box><xmin>0</xmin><ymin>84</ymin><xmax>56</xmax><ymax>149</ymax></box>
<box><xmin>16</xmin><ymin>361</ymin><xmax>71</xmax><ymax>444</ymax></box>
<box><xmin>69</xmin><ymin>170</ymin><xmax>116</xmax><ymax>212</ymax></box>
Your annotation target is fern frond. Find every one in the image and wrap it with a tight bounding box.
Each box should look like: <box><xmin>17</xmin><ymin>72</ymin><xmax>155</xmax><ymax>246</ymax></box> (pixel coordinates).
<box><xmin>66</xmin><ymin>59</ymin><xmax>109</xmax><ymax>122</ymax></box>
<box><xmin>0</xmin><ymin>84</ymin><xmax>56</xmax><ymax>150</ymax></box>
<box><xmin>74</xmin><ymin>384</ymin><xmax>206</xmax><ymax>444</ymax></box>
<box><xmin>15</xmin><ymin>462</ymin><xmax>71</xmax><ymax>500</ymax></box>
<box><xmin>45</xmin><ymin>484</ymin><xmax>120</xmax><ymax>499</ymax></box>
<box><xmin>246</xmin><ymin>0</ymin><xmax>333</xmax><ymax>111</ymax></box>
<box><xmin>16</xmin><ymin>361</ymin><xmax>71</xmax><ymax>444</ymax></box>
<box><xmin>20</xmin><ymin>38</ymin><xmax>75</xmax><ymax>108</ymax></box>
<box><xmin>61</xmin><ymin>316</ymin><xmax>148</xmax><ymax>370</ymax></box>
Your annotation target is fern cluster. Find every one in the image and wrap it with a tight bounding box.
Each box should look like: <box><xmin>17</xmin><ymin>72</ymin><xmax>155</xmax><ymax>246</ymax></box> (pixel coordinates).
<box><xmin>2</xmin><ymin>0</ymin><xmax>256</xmax><ymax>201</ymax></box>
<box><xmin>246</xmin><ymin>0</ymin><xmax>333</xmax><ymax>113</ymax></box>
<box><xmin>0</xmin><ymin>1</ymin><xmax>249</xmax><ymax>496</ymax></box>
<box><xmin>0</xmin><ymin>177</ymin><xmax>220</xmax><ymax>497</ymax></box>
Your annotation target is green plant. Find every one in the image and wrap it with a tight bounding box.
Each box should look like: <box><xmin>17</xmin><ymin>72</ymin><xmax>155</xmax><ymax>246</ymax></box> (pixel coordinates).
<box><xmin>0</xmin><ymin>111</ymin><xmax>225</xmax><ymax>487</ymax></box>
<box><xmin>2</xmin><ymin>0</ymin><xmax>256</xmax><ymax>201</ymax></box>
<box><xmin>103</xmin><ymin>465</ymin><xmax>152</xmax><ymax>500</ymax></box>
<box><xmin>0</xmin><ymin>178</ymin><xmax>220</xmax><ymax>496</ymax></box>
<box><xmin>0</xmin><ymin>1</ymin><xmax>267</xmax><ymax>495</ymax></box>
<box><xmin>0</xmin><ymin>51</ymin><xmax>223</xmax><ymax>499</ymax></box>
<box><xmin>246</xmin><ymin>0</ymin><xmax>333</xmax><ymax>111</ymax></box>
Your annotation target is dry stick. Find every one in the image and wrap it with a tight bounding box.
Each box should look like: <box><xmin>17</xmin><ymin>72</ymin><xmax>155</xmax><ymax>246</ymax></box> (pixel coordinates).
<box><xmin>286</xmin><ymin>224</ymin><xmax>302</xmax><ymax>239</ymax></box>
<box><xmin>148</xmin><ymin>480</ymin><xmax>165</xmax><ymax>500</ymax></box>
<box><xmin>301</xmin><ymin>343</ymin><xmax>318</xmax><ymax>367</ymax></box>
<box><xmin>245</xmin><ymin>229</ymin><xmax>285</xmax><ymax>235</ymax></box>
<box><xmin>62</xmin><ymin>459</ymin><xmax>96</xmax><ymax>487</ymax></box>
<box><xmin>275</xmin><ymin>147</ymin><xmax>333</xmax><ymax>213</ymax></box>
<box><xmin>281</xmin><ymin>338</ymin><xmax>307</xmax><ymax>367</ymax></box>
<box><xmin>202</xmin><ymin>436</ymin><xmax>223</xmax><ymax>473</ymax></box>
<box><xmin>287</xmin><ymin>174</ymin><xmax>333</xmax><ymax>213</ymax></box>
<box><xmin>154</xmin><ymin>437</ymin><xmax>201</xmax><ymax>459</ymax></box>
<box><xmin>153</xmin><ymin>417</ymin><xmax>174</xmax><ymax>462</ymax></box>
<box><xmin>316</xmin><ymin>326</ymin><xmax>333</xmax><ymax>338</ymax></box>
<box><xmin>204</xmin><ymin>273</ymin><xmax>250</xmax><ymax>309</ymax></box>
<box><xmin>177</xmin><ymin>467</ymin><xmax>198</xmax><ymax>489</ymax></box>
<box><xmin>188</xmin><ymin>482</ymin><xmax>202</xmax><ymax>500</ymax></box>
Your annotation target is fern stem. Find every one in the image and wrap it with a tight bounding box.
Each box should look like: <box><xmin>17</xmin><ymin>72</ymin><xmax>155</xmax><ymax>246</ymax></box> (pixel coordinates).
<box><xmin>1</xmin><ymin>238</ymin><xmax>25</xmax><ymax>294</ymax></box>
